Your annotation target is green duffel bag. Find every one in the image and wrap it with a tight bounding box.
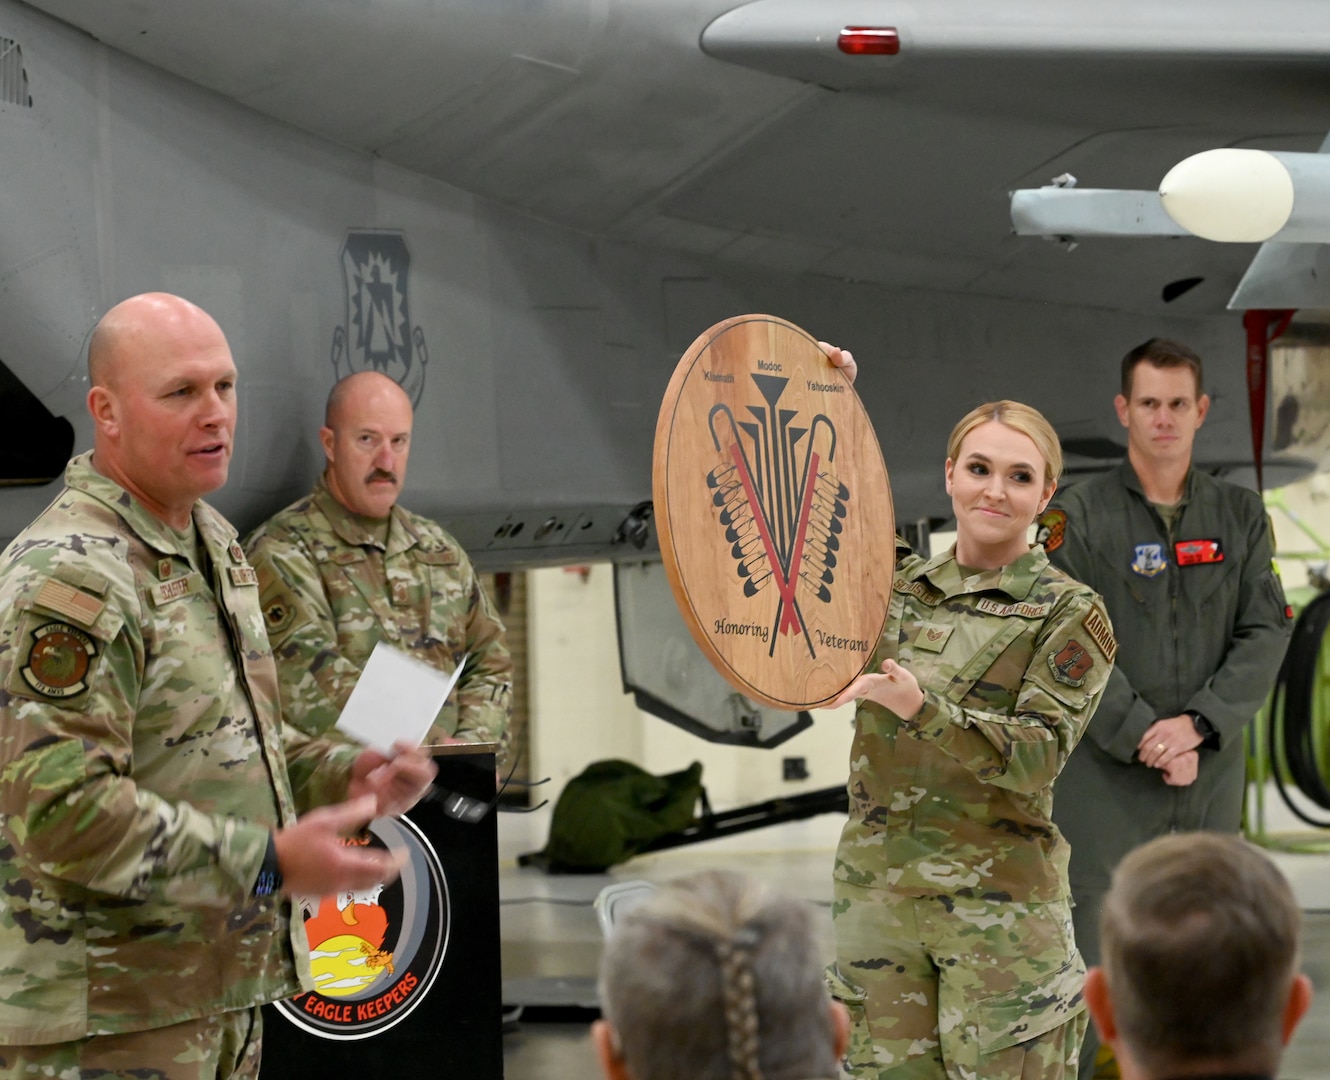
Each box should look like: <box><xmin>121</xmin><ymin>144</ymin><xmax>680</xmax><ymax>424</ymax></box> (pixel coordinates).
<box><xmin>539</xmin><ymin>759</ymin><xmax>703</xmax><ymax>872</ymax></box>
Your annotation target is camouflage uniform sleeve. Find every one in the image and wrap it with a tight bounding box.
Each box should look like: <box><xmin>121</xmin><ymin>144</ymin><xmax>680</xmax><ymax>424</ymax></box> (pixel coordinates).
<box><xmin>247</xmin><ymin>529</ymin><xmax>366</xmax><ymax>738</ymax></box>
<box><xmin>0</xmin><ymin>570</ymin><xmax>269</xmax><ymax>905</ymax></box>
<box><xmin>447</xmin><ymin>552</ymin><xmax>513</xmax><ymax>752</ymax></box>
<box><xmin>280</xmin><ymin>724</ymin><xmax>360</xmax><ymax>815</ymax></box>
<box><xmin>902</xmin><ymin>591</ymin><xmax>1115</xmax><ymax>795</ymax></box>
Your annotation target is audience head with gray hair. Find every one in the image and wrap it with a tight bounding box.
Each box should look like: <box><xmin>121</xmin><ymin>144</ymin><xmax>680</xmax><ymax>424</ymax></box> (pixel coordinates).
<box><xmin>1085</xmin><ymin>832</ymin><xmax>1314</xmax><ymax>1080</ymax></box>
<box><xmin>594</xmin><ymin>870</ymin><xmax>848</xmax><ymax>1080</ymax></box>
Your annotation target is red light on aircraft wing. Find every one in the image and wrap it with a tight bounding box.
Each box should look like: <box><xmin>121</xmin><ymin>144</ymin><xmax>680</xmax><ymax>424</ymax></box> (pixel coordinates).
<box><xmin>837</xmin><ymin>27</ymin><xmax>900</xmax><ymax>55</ymax></box>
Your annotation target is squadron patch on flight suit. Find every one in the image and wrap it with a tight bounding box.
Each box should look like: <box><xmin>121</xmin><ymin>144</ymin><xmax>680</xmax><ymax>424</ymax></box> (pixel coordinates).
<box><xmin>1130</xmin><ymin>543</ymin><xmax>1168</xmax><ymax>577</ymax></box>
<box><xmin>1035</xmin><ymin>508</ymin><xmax>1066</xmax><ymax>553</ymax></box>
<box><xmin>1047</xmin><ymin>638</ymin><xmax>1095</xmax><ymax>687</ymax></box>
<box><xmin>1174</xmin><ymin>538</ymin><xmax>1224</xmax><ymax>566</ymax></box>
<box><xmin>18</xmin><ymin>621</ymin><xmax>99</xmax><ymax>700</ymax></box>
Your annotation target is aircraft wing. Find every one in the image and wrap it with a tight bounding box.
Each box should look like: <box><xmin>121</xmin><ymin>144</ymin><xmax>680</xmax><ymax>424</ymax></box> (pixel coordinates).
<box><xmin>4</xmin><ymin>0</ymin><xmax>1330</xmax><ymax>559</ymax></box>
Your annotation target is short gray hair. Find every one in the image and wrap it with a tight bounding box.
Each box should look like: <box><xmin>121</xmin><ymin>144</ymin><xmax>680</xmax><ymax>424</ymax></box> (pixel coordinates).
<box><xmin>598</xmin><ymin>870</ymin><xmax>838</xmax><ymax>1080</ymax></box>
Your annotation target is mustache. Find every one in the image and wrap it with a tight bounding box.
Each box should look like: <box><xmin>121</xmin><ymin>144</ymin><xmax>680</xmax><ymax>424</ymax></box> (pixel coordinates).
<box><xmin>364</xmin><ymin>469</ymin><xmax>398</xmax><ymax>485</ymax></box>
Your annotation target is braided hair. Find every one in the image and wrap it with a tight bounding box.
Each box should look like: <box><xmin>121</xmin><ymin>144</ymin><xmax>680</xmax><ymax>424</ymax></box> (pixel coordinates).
<box><xmin>598</xmin><ymin>870</ymin><xmax>837</xmax><ymax>1080</ymax></box>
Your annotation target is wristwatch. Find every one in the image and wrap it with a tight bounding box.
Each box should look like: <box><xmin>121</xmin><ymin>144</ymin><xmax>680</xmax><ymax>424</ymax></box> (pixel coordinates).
<box><xmin>253</xmin><ymin>832</ymin><xmax>284</xmax><ymax>898</ymax></box>
<box><xmin>1186</xmin><ymin>710</ymin><xmax>1219</xmax><ymax>750</ymax></box>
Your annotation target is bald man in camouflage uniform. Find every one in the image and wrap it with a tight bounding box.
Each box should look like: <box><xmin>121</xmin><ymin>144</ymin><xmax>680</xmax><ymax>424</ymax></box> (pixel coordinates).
<box><xmin>828</xmin><ymin>541</ymin><xmax>1114</xmax><ymax>1080</ymax></box>
<box><xmin>245</xmin><ymin>371</ymin><xmax>511</xmax><ymax>756</ymax></box>
<box><xmin>0</xmin><ymin>294</ymin><xmax>434</xmax><ymax>1079</ymax></box>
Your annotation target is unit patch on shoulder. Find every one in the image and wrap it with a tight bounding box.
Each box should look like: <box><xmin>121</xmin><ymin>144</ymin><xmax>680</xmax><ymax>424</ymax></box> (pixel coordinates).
<box><xmin>21</xmin><ymin>622</ymin><xmax>98</xmax><ymax>699</ymax></box>
<box><xmin>1082</xmin><ymin>605</ymin><xmax>1117</xmax><ymax>662</ymax></box>
<box><xmin>1036</xmin><ymin>509</ymin><xmax>1067</xmax><ymax>553</ymax></box>
<box><xmin>1047</xmin><ymin>638</ymin><xmax>1095</xmax><ymax>687</ymax></box>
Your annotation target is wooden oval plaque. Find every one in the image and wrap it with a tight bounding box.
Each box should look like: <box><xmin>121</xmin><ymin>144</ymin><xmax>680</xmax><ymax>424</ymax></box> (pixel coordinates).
<box><xmin>653</xmin><ymin>315</ymin><xmax>895</xmax><ymax>709</ymax></box>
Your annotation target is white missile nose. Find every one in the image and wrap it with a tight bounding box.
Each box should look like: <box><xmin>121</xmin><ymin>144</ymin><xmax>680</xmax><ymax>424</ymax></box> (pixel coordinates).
<box><xmin>1159</xmin><ymin>148</ymin><xmax>1294</xmax><ymax>242</ymax></box>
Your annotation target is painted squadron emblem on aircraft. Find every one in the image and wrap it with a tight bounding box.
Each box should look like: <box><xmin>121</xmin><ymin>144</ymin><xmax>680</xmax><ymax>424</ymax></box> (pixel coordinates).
<box><xmin>275</xmin><ymin>816</ymin><xmax>449</xmax><ymax>1041</ymax></box>
<box><xmin>707</xmin><ymin>373</ymin><xmax>847</xmax><ymax>659</ymax></box>
<box><xmin>332</xmin><ymin>230</ymin><xmax>430</xmax><ymax>405</ymax></box>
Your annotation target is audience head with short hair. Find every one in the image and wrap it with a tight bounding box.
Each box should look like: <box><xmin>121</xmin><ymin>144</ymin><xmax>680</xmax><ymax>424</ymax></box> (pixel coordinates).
<box><xmin>1085</xmin><ymin>832</ymin><xmax>1313</xmax><ymax>1080</ymax></box>
<box><xmin>594</xmin><ymin>870</ymin><xmax>847</xmax><ymax>1080</ymax></box>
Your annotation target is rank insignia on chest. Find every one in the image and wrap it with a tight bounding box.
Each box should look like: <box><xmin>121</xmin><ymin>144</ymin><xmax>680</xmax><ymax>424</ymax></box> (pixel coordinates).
<box><xmin>914</xmin><ymin>622</ymin><xmax>954</xmax><ymax>652</ymax></box>
<box><xmin>1174</xmin><ymin>538</ymin><xmax>1224</xmax><ymax>566</ymax></box>
<box><xmin>157</xmin><ymin>558</ymin><xmax>174</xmax><ymax>581</ymax></box>
<box><xmin>1130</xmin><ymin>543</ymin><xmax>1168</xmax><ymax>577</ymax></box>
<box><xmin>229</xmin><ymin>541</ymin><xmax>246</xmax><ymax>564</ymax></box>
<box><xmin>22</xmin><ymin>621</ymin><xmax>97</xmax><ymax>699</ymax></box>
<box><xmin>1048</xmin><ymin>638</ymin><xmax>1094</xmax><ymax>686</ymax></box>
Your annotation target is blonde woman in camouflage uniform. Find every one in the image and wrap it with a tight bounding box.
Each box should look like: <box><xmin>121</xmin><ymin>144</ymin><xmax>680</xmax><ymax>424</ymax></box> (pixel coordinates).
<box><xmin>826</xmin><ymin>399</ymin><xmax>1116</xmax><ymax>1080</ymax></box>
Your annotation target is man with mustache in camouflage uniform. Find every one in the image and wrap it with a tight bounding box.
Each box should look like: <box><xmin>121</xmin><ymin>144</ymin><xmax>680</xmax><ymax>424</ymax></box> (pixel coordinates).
<box><xmin>245</xmin><ymin>371</ymin><xmax>511</xmax><ymax>757</ymax></box>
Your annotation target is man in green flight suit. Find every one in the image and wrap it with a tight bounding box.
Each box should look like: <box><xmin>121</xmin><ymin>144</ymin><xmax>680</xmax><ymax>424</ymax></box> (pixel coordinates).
<box><xmin>245</xmin><ymin>370</ymin><xmax>512</xmax><ymax>757</ymax></box>
<box><xmin>1038</xmin><ymin>338</ymin><xmax>1292</xmax><ymax>1080</ymax></box>
<box><xmin>0</xmin><ymin>293</ymin><xmax>436</xmax><ymax>1078</ymax></box>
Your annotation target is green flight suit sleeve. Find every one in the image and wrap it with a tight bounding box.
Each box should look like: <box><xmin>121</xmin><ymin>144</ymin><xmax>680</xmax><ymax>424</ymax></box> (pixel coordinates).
<box><xmin>1044</xmin><ymin>499</ymin><xmax>1157</xmax><ymax>763</ymax></box>
<box><xmin>1184</xmin><ymin>508</ymin><xmax>1291</xmax><ymax>746</ymax></box>
<box><xmin>902</xmin><ymin>592</ymin><xmax>1114</xmax><ymax>795</ymax></box>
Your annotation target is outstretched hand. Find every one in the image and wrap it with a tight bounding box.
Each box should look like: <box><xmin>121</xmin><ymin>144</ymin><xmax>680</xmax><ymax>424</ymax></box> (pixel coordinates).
<box><xmin>273</xmin><ymin>795</ymin><xmax>408</xmax><ymax>897</ymax></box>
<box><xmin>349</xmin><ymin>740</ymin><xmax>438</xmax><ymax>819</ymax></box>
<box><xmin>830</xmin><ymin>658</ymin><xmax>924</xmax><ymax>718</ymax></box>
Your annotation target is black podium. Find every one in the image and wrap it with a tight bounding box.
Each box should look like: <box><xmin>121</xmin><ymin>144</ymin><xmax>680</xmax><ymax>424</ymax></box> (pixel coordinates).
<box><xmin>260</xmin><ymin>746</ymin><xmax>502</xmax><ymax>1079</ymax></box>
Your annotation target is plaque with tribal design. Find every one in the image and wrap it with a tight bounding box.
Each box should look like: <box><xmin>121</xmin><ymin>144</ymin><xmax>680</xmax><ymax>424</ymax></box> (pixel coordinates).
<box><xmin>653</xmin><ymin>315</ymin><xmax>895</xmax><ymax>709</ymax></box>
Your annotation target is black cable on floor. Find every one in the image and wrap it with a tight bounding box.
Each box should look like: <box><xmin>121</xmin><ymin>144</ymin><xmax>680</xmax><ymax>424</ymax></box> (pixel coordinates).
<box><xmin>1268</xmin><ymin>589</ymin><xmax>1330</xmax><ymax>827</ymax></box>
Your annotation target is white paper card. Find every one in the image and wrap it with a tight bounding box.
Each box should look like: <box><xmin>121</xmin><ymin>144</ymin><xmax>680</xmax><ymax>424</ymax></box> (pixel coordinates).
<box><xmin>335</xmin><ymin>641</ymin><xmax>467</xmax><ymax>754</ymax></box>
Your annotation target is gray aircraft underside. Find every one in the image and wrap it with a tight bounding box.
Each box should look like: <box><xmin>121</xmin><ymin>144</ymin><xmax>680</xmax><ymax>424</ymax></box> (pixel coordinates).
<box><xmin>5</xmin><ymin>0</ymin><xmax>1330</xmax><ymax>573</ymax></box>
